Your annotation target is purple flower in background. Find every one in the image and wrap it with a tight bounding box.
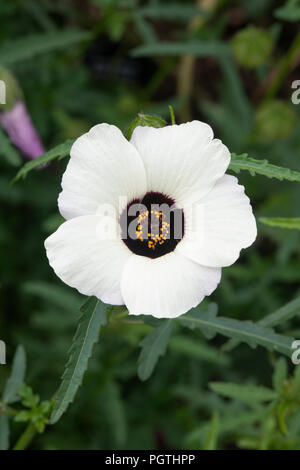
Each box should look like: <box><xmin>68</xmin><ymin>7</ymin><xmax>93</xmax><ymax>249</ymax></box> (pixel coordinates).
<box><xmin>0</xmin><ymin>100</ymin><xmax>45</xmax><ymax>160</ymax></box>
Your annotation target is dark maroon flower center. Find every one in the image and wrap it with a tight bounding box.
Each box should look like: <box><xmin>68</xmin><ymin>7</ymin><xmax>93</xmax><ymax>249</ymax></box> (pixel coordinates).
<box><xmin>120</xmin><ymin>191</ymin><xmax>184</xmax><ymax>259</ymax></box>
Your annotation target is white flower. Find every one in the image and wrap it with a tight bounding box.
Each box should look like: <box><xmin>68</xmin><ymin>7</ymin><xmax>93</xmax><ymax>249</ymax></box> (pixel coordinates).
<box><xmin>45</xmin><ymin>121</ymin><xmax>257</xmax><ymax>318</ymax></box>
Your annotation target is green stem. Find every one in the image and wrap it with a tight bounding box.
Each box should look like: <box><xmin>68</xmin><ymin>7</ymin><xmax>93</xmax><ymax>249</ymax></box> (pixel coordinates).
<box><xmin>13</xmin><ymin>422</ymin><xmax>37</xmax><ymax>450</ymax></box>
<box><xmin>264</xmin><ymin>31</ymin><xmax>300</xmax><ymax>101</ymax></box>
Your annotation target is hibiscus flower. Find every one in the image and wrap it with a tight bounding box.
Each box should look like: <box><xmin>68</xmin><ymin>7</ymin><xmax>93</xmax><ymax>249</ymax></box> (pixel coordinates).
<box><xmin>45</xmin><ymin>121</ymin><xmax>256</xmax><ymax>318</ymax></box>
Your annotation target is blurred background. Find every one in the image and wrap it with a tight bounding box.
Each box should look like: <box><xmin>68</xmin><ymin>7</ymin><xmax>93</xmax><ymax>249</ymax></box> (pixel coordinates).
<box><xmin>1</xmin><ymin>0</ymin><xmax>300</xmax><ymax>450</ymax></box>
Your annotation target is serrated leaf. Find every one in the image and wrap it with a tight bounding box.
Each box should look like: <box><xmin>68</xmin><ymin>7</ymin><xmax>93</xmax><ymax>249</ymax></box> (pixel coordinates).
<box><xmin>12</xmin><ymin>140</ymin><xmax>73</xmax><ymax>183</ymax></box>
<box><xmin>50</xmin><ymin>297</ymin><xmax>108</xmax><ymax>424</ymax></box>
<box><xmin>138</xmin><ymin>320</ymin><xmax>173</xmax><ymax>381</ymax></box>
<box><xmin>179</xmin><ymin>305</ymin><xmax>294</xmax><ymax>356</ymax></box>
<box><xmin>229</xmin><ymin>153</ymin><xmax>300</xmax><ymax>182</ymax></box>
<box><xmin>2</xmin><ymin>345</ymin><xmax>26</xmax><ymax>405</ymax></box>
<box><xmin>209</xmin><ymin>382</ymin><xmax>278</xmax><ymax>404</ymax></box>
<box><xmin>0</xmin><ymin>30</ymin><xmax>91</xmax><ymax>65</ymax></box>
<box><xmin>0</xmin><ymin>415</ymin><xmax>9</xmax><ymax>450</ymax></box>
<box><xmin>260</xmin><ymin>217</ymin><xmax>300</xmax><ymax>230</ymax></box>
<box><xmin>223</xmin><ymin>294</ymin><xmax>300</xmax><ymax>352</ymax></box>
<box><xmin>0</xmin><ymin>127</ymin><xmax>22</xmax><ymax>167</ymax></box>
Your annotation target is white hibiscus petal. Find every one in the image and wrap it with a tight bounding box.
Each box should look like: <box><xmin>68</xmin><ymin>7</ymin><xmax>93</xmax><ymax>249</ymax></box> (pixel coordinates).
<box><xmin>121</xmin><ymin>252</ymin><xmax>221</xmax><ymax>318</ymax></box>
<box><xmin>130</xmin><ymin>121</ymin><xmax>230</xmax><ymax>206</ymax></box>
<box><xmin>45</xmin><ymin>214</ymin><xmax>132</xmax><ymax>305</ymax></box>
<box><xmin>177</xmin><ymin>174</ymin><xmax>257</xmax><ymax>267</ymax></box>
<box><xmin>59</xmin><ymin>123</ymin><xmax>147</xmax><ymax>220</ymax></box>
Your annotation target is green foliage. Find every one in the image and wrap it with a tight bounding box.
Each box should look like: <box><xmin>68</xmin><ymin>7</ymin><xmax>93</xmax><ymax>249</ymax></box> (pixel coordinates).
<box><xmin>209</xmin><ymin>382</ymin><xmax>278</xmax><ymax>404</ymax></box>
<box><xmin>12</xmin><ymin>140</ymin><xmax>73</xmax><ymax>183</ymax></box>
<box><xmin>0</xmin><ymin>127</ymin><xmax>22</xmax><ymax>167</ymax></box>
<box><xmin>179</xmin><ymin>304</ymin><xmax>293</xmax><ymax>356</ymax></box>
<box><xmin>2</xmin><ymin>345</ymin><xmax>26</xmax><ymax>405</ymax></box>
<box><xmin>0</xmin><ymin>30</ymin><xmax>91</xmax><ymax>65</ymax></box>
<box><xmin>125</xmin><ymin>112</ymin><xmax>166</xmax><ymax>139</ymax></box>
<box><xmin>260</xmin><ymin>218</ymin><xmax>300</xmax><ymax>230</ymax></box>
<box><xmin>0</xmin><ymin>416</ymin><xmax>9</xmax><ymax>451</ymax></box>
<box><xmin>2</xmin><ymin>0</ymin><xmax>300</xmax><ymax>451</ymax></box>
<box><xmin>131</xmin><ymin>41</ymin><xmax>230</xmax><ymax>58</ymax></box>
<box><xmin>275</xmin><ymin>0</ymin><xmax>300</xmax><ymax>22</ymax></box>
<box><xmin>137</xmin><ymin>320</ymin><xmax>173</xmax><ymax>381</ymax></box>
<box><xmin>15</xmin><ymin>384</ymin><xmax>51</xmax><ymax>433</ymax></box>
<box><xmin>50</xmin><ymin>297</ymin><xmax>108</xmax><ymax>424</ymax></box>
<box><xmin>229</xmin><ymin>153</ymin><xmax>300</xmax><ymax>182</ymax></box>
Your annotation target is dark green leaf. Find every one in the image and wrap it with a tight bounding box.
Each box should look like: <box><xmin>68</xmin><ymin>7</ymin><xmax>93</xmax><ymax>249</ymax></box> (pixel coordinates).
<box><xmin>0</xmin><ymin>30</ymin><xmax>91</xmax><ymax>65</ymax></box>
<box><xmin>12</xmin><ymin>140</ymin><xmax>73</xmax><ymax>183</ymax></box>
<box><xmin>0</xmin><ymin>415</ymin><xmax>9</xmax><ymax>450</ymax></box>
<box><xmin>138</xmin><ymin>319</ymin><xmax>173</xmax><ymax>381</ymax></box>
<box><xmin>2</xmin><ymin>345</ymin><xmax>26</xmax><ymax>405</ymax></box>
<box><xmin>50</xmin><ymin>297</ymin><xmax>108</xmax><ymax>424</ymax></box>
<box><xmin>229</xmin><ymin>153</ymin><xmax>300</xmax><ymax>182</ymax></box>
<box><xmin>125</xmin><ymin>112</ymin><xmax>166</xmax><ymax>140</ymax></box>
<box><xmin>179</xmin><ymin>305</ymin><xmax>294</xmax><ymax>356</ymax></box>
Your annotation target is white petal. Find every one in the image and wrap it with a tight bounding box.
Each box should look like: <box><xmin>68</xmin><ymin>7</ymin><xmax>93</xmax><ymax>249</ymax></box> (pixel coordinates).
<box><xmin>130</xmin><ymin>121</ymin><xmax>230</xmax><ymax>206</ymax></box>
<box><xmin>177</xmin><ymin>175</ymin><xmax>257</xmax><ymax>267</ymax></box>
<box><xmin>59</xmin><ymin>123</ymin><xmax>147</xmax><ymax>220</ymax></box>
<box><xmin>121</xmin><ymin>252</ymin><xmax>221</xmax><ymax>318</ymax></box>
<box><xmin>45</xmin><ymin>214</ymin><xmax>132</xmax><ymax>304</ymax></box>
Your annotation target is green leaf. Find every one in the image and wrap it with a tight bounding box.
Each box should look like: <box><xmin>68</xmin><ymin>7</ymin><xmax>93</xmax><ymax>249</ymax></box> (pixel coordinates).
<box><xmin>179</xmin><ymin>305</ymin><xmax>294</xmax><ymax>356</ymax></box>
<box><xmin>125</xmin><ymin>112</ymin><xmax>166</xmax><ymax>140</ymax></box>
<box><xmin>103</xmin><ymin>381</ymin><xmax>127</xmax><ymax>447</ymax></box>
<box><xmin>2</xmin><ymin>345</ymin><xmax>26</xmax><ymax>405</ymax></box>
<box><xmin>0</xmin><ymin>30</ymin><xmax>91</xmax><ymax>65</ymax></box>
<box><xmin>229</xmin><ymin>153</ymin><xmax>300</xmax><ymax>182</ymax></box>
<box><xmin>0</xmin><ymin>415</ymin><xmax>9</xmax><ymax>450</ymax></box>
<box><xmin>137</xmin><ymin>319</ymin><xmax>173</xmax><ymax>381</ymax></box>
<box><xmin>0</xmin><ymin>127</ymin><xmax>22</xmax><ymax>167</ymax></box>
<box><xmin>272</xmin><ymin>358</ymin><xmax>288</xmax><ymax>392</ymax></box>
<box><xmin>50</xmin><ymin>297</ymin><xmax>108</xmax><ymax>424</ymax></box>
<box><xmin>202</xmin><ymin>412</ymin><xmax>219</xmax><ymax>450</ymax></box>
<box><xmin>209</xmin><ymin>382</ymin><xmax>278</xmax><ymax>404</ymax></box>
<box><xmin>169</xmin><ymin>335</ymin><xmax>231</xmax><ymax>366</ymax></box>
<box><xmin>259</xmin><ymin>217</ymin><xmax>300</xmax><ymax>230</ymax></box>
<box><xmin>223</xmin><ymin>295</ymin><xmax>300</xmax><ymax>352</ymax></box>
<box><xmin>275</xmin><ymin>0</ymin><xmax>300</xmax><ymax>22</ymax></box>
<box><xmin>131</xmin><ymin>41</ymin><xmax>230</xmax><ymax>58</ymax></box>
<box><xmin>139</xmin><ymin>3</ymin><xmax>207</xmax><ymax>21</ymax></box>
<box><xmin>12</xmin><ymin>139</ymin><xmax>73</xmax><ymax>183</ymax></box>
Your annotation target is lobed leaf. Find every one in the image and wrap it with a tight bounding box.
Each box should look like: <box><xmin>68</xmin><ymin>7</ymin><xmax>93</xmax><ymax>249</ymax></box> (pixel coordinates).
<box><xmin>229</xmin><ymin>153</ymin><xmax>300</xmax><ymax>182</ymax></box>
<box><xmin>179</xmin><ymin>304</ymin><xmax>294</xmax><ymax>357</ymax></box>
<box><xmin>50</xmin><ymin>297</ymin><xmax>108</xmax><ymax>424</ymax></box>
<box><xmin>12</xmin><ymin>140</ymin><xmax>73</xmax><ymax>183</ymax></box>
<box><xmin>209</xmin><ymin>382</ymin><xmax>278</xmax><ymax>404</ymax></box>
